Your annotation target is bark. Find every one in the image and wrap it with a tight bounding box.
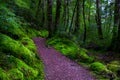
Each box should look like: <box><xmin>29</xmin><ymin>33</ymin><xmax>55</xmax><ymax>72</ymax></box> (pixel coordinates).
<box><xmin>109</xmin><ymin>0</ymin><xmax>120</xmax><ymax>52</ymax></box>
<box><xmin>83</xmin><ymin>0</ymin><xmax>87</xmax><ymax>42</ymax></box>
<box><xmin>54</xmin><ymin>0</ymin><xmax>61</xmax><ymax>32</ymax></box>
<box><xmin>74</xmin><ymin>0</ymin><xmax>80</xmax><ymax>33</ymax></box>
<box><xmin>96</xmin><ymin>0</ymin><xmax>103</xmax><ymax>39</ymax></box>
<box><xmin>47</xmin><ymin>0</ymin><xmax>53</xmax><ymax>38</ymax></box>
<box><xmin>69</xmin><ymin>0</ymin><xmax>78</xmax><ymax>33</ymax></box>
<box><xmin>35</xmin><ymin>0</ymin><xmax>42</xmax><ymax>18</ymax></box>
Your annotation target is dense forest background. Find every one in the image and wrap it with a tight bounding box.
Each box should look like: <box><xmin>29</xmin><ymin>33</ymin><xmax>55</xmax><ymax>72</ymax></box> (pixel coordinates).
<box><xmin>0</xmin><ymin>0</ymin><xmax>120</xmax><ymax>80</ymax></box>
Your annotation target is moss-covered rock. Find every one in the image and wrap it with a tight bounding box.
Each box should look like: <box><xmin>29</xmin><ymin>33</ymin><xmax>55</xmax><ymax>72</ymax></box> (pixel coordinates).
<box><xmin>77</xmin><ymin>48</ymin><xmax>94</xmax><ymax>63</ymax></box>
<box><xmin>21</xmin><ymin>37</ymin><xmax>37</xmax><ymax>53</ymax></box>
<box><xmin>90</xmin><ymin>62</ymin><xmax>107</xmax><ymax>73</ymax></box>
<box><xmin>0</xmin><ymin>68</ymin><xmax>9</xmax><ymax>80</ymax></box>
<box><xmin>8</xmin><ymin>68</ymin><xmax>24</xmax><ymax>80</ymax></box>
<box><xmin>107</xmin><ymin>61</ymin><xmax>120</xmax><ymax>75</ymax></box>
<box><xmin>0</xmin><ymin>33</ymin><xmax>35</xmax><ymax>64</ymax></box>
<box><xmin>8</xmin><ymin>55</ymin><xmax>39</xmax><ymax>79</ymax></box>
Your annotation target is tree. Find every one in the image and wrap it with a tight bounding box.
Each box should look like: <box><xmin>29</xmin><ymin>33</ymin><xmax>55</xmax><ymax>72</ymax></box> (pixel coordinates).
<box><xmin>54</xmin><ymin>0</ymin><xmax>61</xmax><ymax>32</ymax></box>
<box><xmin>96</xmin><ymin>0</ymin><xmax>103</xmax><ymax>39</ymax></box>
<box><xmin>109</xmin><ymin>0</ymin><xmax>120</xmax><ymax>52</ymax></box>
<box><xmin>83</xmin><ymin>0</ymin><xmax>87</xmax><ymax>42</ymax></box>
<box><xmin>74</xmin><ymin>0</ymin><xmax>80</xmax><ymax>34</ymax></box>
<box><xmin>47</xmin><ymin>0</ymin><xmax>53</xmax><ymax>38</ymax></box>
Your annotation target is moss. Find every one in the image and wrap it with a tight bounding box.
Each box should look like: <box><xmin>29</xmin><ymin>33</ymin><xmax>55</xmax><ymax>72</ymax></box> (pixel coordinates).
<box><xmin>0</xmin><ymin>6</ymin><xmax>26</xmax><ymax>39</ymax></box>
<box><xmin>8</xmin><ymin>68</ymin><xmax>24</xmax><ymax>80</ymax></box>
<box><xmin>8</xmin><ymin>55</ymin><xmax>39</xmax><ymax>79</ymax></box>
<box><xmin>21</xmin><ymin>37</ymin><xmax>37</xmax><ymax>53</ymax></box>
<box><xmin>47</xmin><ymin>37</ymin><xmax>79</xmax><ymax>59</ymax></box>
<box><xmin>90</xmin><ymin>62</ymin><xmax>107</xmax><ymax>73</ymax></box>
<box><xmin>0</xmin><ymin>68</ymin><xmax>9</xmax><ymax>80</ymax></box>
<box><xmin>77</xmin><ymin>48</ymin><xmax>94</xmax><ymax>63</ymax></box>
<box><xmin>25</xmin><ymin>28</ymin><xmax>48</xmax><ymax>38</ymax></box>
<box><xmin>107</xmin><ymin>61</ymin><xmax>120</xmax><ymax>74</ymax></box>
<box><xmin>0</xmin><ymin>33</ymin><xmax>35</xmax><ymax>64</ymax></box>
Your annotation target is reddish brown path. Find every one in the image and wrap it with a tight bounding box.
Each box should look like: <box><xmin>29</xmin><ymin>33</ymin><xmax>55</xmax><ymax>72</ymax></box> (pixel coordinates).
<box><xmin>33</xmin><ymin>38</ymin><xmax>96</xmax><ymax>80</ymax></box>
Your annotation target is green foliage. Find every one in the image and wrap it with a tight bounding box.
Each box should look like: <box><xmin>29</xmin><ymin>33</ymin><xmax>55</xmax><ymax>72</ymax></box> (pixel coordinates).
<box><xmin>47</xmin><ymin>37</ymin><xmax>79</xmax><ymax>59</ymax></box>
<box><xmin>0</xmin><ymin>5</ymin><xmax>26</xmax><ymax>39</ymax></box>
<box><xmin>25</xmin><ymin>28</ymin><xmax>48</xmax><ymax>38</ymax></box>
<box><xmin>0</xmin><ymin>33</ymin><xmax>35</xmax><ymax>64</ymax></box>
<box><xmin>14</xmin><ymin>0</ymin><xmax>30</xmax><ymax>9</ymax></box>
<box><xmin>90</xmin><ymin>62</ymin><xmax>107</xmax><ymax>73</ymax></box>
<box><xmin>77</xmin><ymin>48</ymin><xmax>94</xmax><ymax>63</ymax></box>
<box><xmin>8</xmin><ymin>55</ymin><xmax>38</xmax><ymax>79</ymax></box>
<box><xmin>107</xmin><ymin>61</ymin><xmax>120</xmax><ymax>74</ymax></box>
<box><xmin>21</xmin><ymin>37</ymin><xmax>37</xmax><ymax>53</ymax></box>
<box><xmin>8</xmin><ymin>68</ymin><xmax>24</xmax><ymax>80</ymax></box>
<box><xmin>0</xmin><ymin>68</ymin><xmax>9</xmax><ymax>80</ymax></box>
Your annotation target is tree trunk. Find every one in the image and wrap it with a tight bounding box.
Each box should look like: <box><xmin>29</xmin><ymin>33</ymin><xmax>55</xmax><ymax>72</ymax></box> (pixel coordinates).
<box><xmin>69</xmin><ymin>0</ymin><xmax>78</xmax><ymax>33</ymax></box>
<box><xmin>96</xmin><ymin>0</ymin><xmax>103</xmax><ymax>39</ymax></box>
<box><xmin>74</xmin><ymin>0</ymin><xmax>80</xmax><ymax>34</ymax></box>
<box><xmin>35</xmin><ymin>0</ymin><xmax>42</xmax><ymax>18</ymax></box>
<box><xmin>83</xmin><ymin>0</ymin><xmax>87</xmax><ymax>42</ymax></box>
<box><xmin>109</xmin><ymin>0</ymin><xmax>120</xmax><ymax>52</ymax></box>
<box><xmin>63</xmin><ymin>0</ymin><xmax>67</xmax><ymax>27</ymax></box>
<box><xmin>54</xmin><ymin>0</ymin><xmax>61</xmax><ymax>32</ymax></box>
<box><xmin>47</xmin><ymin>0</ymin><xmax>53</xmax><ymax>38</ymax></box>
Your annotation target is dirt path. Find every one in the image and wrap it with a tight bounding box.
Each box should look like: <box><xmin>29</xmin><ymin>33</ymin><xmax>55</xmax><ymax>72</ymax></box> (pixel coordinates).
<box><xmin>33</xmin><ymin>37</ymin><xmax>96</xmax><ymax>80</ymax></box>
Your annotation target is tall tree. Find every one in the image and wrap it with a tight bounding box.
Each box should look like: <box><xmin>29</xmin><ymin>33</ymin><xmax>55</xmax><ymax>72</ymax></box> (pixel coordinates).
<box><xmin>109</xmin><ymin>0</ymin><xmax>120</xmax><ymax>52</ymax></box>
<box><xmin>74</xmin><ymin>0</ymin><xmax>80</xmax><ymax>34</ymax></box>
<box><xmin>96</xmin><ymin>0</ymin><xmax>103</xmax><ymax>39</ymax></box>
<box><xmin>54</xmin><ymin>0</ymin><xmax>61</xmax><ymax>32</ymax></box>
<box><xmin>83</xmin><ymin>0</ymin><xmax>87</xmax><ymax>42</ymax></box>
<box><xmin>47</xmin><ymin>0</ymin><xmax>53</xmax><ymax>38</ymax></box>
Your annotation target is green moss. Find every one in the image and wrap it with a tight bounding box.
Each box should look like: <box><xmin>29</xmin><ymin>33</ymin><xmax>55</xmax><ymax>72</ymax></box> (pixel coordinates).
<box><xmin>25</xmin><ymin>28</ymin><xmax>48</xmax><ymax>38</ymax></box>
<box><xmin>0</xmin><ymin>33</ymin><xmax>35</xmax><ymax>64</ymax></box>
<box><xmin>0</xmin><ymin>68</ymin><xmax>9</xmax><ymax>80</ymax></box>
<box><xmin>0</xmin><ymin>6</ymin><xmax>26</xmax><ymax>39</ymax></box>
<box><xmin>8</xmin><ymin>68</ymin><xmax>24</xmax><ymax>80</ymax></box>
<box><xmin>21</xmin><ymin>37</ymin><xmax>37</xmax><ymax>53</ymax></box>
<box><xmin>8</xmin><ymin>55</ymin><xmax>39</xmax><ymax>79</ymax></box>
<box><xmin>90</xmin><ymin>62</ymin><xmax>107</xmax><ymax>73</ymax></box>
<box><xmin>77</xmin><ymin>48</ymin><xmax>94</xmax><ymax>63</ymax></box>
<box><xmin>107</xmin><ymin>61</ymin><xmax>120</xmax><ymax>74</ymax></box>
<box><xmin>47</xmin><ymin>37</ymin><xmax>79</xmax><ymax>59</ymax></box>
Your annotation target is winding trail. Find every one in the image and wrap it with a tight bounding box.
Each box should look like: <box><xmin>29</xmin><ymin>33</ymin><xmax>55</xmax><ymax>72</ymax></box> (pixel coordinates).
<box><xmin>33</xmin><ymin>37</ymin><xmax>96</xmax><ymax>80</ymax></box>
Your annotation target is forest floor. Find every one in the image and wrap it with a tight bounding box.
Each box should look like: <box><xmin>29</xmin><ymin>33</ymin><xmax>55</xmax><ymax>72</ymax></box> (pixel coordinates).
<box><xmin>33</xmin><ymin>37</ymin><xmax>96</xmax><ymax>80</ymax></box>
<box><xmin>89</xmin><ymin>50</ymin><xmax>120</xmax><ymax>64</ymax></box>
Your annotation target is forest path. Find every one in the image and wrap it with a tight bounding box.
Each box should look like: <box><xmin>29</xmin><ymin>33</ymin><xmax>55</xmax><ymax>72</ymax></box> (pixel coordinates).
<box><xmin>33</xmin><ymin>37</ymin><xmax>96</xmax><ymax>80</ymax></box>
